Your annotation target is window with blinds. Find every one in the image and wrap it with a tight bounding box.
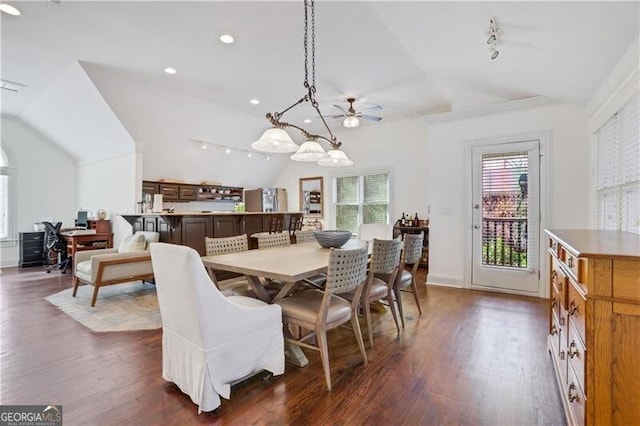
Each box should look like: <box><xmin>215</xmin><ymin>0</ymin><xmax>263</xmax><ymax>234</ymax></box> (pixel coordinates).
<box><xmin>335</xmin><ymin>172</ymin><xmax>389</xmax><ymax>234</ymax></box>
<box><xmin>0</xmin><ymin>149</ymin><xmax>10</xmax><ymax>240</ymax></box>
<box><xmin>595</xmin><ymin>92</ymin><xmax>640</xmax><ymax>234</ymax></box>
<box><xmin>481</xmin><ymin>152</ymin><xmax>528</xmax><ymax>268</ymax></box>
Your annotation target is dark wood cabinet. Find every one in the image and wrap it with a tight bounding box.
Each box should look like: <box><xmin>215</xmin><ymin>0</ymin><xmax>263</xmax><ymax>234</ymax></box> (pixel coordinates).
<box><xmin>393</xmin><ymin>220</ymin><xmax>429</xmax><ymax>268</ymax></box>
<box><xmin>142</xmin><ymin>182</ymin><xmax>159</xmax><ymax>196</ymax></box>
<box><xmin>213</xmin><ymin>215</ymin><xmax>241</xmax><ymax>238</ymax></box>
<box><xmin>143</xmin><ymin>181</ymin><xmax>244</xmax><ymax>203</ymax></box>
<box><xmin>179</xmin><ymin>185</ymin><xmax>197</xmax><ymax>201</ymax></box>
<box><xmin>19</xmin><ymin>231</ymin><xmax>45</xmax><ymax>267</ymax></box>
<box><xmin>181</xmin><ymin>216</ymin><xmax>212</xmax><ymax>255</ymax></box>
<box><xmin>159</xmin><ymin>183</ymin><xmax>180</xmax><ymax>201</ymax></box>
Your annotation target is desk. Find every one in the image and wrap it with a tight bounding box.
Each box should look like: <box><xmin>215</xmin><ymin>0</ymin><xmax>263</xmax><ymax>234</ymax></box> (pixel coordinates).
<box><xmin>62</xmin><ymin>233</ymin><xmax>114</xmax><ymax>259</ymax></box>
<box><xmin>201</xmin><ymin>240</ymin><xmax>365</xmax><ymax>366</ymax></box>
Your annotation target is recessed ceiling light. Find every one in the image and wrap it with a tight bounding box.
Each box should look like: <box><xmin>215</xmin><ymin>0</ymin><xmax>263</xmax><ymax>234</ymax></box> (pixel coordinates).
<box><xmin>164</xmin><ymin>67</ymin><xmax>177</xmax><ymax>75</ymax></box>
<box><xmin>225</xmin><ymin>148</ymin><xmax>231</xmax><ymax>154</ymax></box>
<box><xmin>0</xmin><ymin>4</ymin><xmax>21</xmax><ymax>15</ymax></box>
<box><xmin>220</xmin><ymin>34</ymin><xmax>234</xmax><ymax>44</ymax></box>
<box><xmin>247</xmin><ymin>153</ymin><xmax>253</xmax><ymax>158</ymax></box>
<box><xmin>250</xmin><ymin>98</ymin><xmax>260</xmax><ymax>105</ymax></box>
<box><xmin>303</xmin><ymin>118</ymin><xmax>312</xmax><ymax>124</ymax></box>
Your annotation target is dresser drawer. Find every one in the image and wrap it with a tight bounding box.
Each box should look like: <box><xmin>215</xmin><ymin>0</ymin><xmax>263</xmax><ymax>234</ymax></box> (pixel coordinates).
<box><xmin>567</xmin><ymin>321</ymin><xmax>586</xmax><ymax>394</ymax></box>
<box><xmin>567</xmin><ymin>281</ymin><xmax>586</xmax><ymax>342</ymax></box>
<box><xmin>21</xmin><ymin>232</ymin><xmax>45</xmax><ymax>242</ymax></box>
<box><xmin>567</xmin><ymin>361</ymin><xmax>586</xmax><ymax>426</ymax></box>
<box><xmin>551</xmin><ymin>258</ymin><xmax>567</xmax><ymax>309</ymax></box>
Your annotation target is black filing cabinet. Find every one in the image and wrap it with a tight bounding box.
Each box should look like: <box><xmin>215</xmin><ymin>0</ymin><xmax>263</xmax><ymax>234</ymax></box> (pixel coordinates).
<box><xmin>19</xmin><ymin>231</ymin><xmax>45</xmax><ymax>267</ymax></box>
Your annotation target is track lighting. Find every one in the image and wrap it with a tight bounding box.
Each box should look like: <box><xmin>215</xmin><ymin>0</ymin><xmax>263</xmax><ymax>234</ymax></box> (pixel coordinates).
<box><xmin>486</xmin><ymin>17</ymin><xmax>501</xmax><ymax>60</ymax></box>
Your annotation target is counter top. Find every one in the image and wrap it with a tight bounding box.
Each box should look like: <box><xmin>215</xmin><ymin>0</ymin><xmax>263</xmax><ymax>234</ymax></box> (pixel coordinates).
<box><xmin>545</xmin><ymin>229</ymin><xmax>640</xmax><ymax>260</ymax></box>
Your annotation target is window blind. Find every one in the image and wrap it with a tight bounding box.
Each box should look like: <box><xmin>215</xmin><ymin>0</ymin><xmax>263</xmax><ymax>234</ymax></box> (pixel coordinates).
<box><xmin>595</xmin><ymin>91</ymin><xmax>640</xmax><ymax>234</ymax></box>
<box><xmin>335</xmin><ymin>172</ymin><xmax>389</xmax><ymax>233</ymax></box>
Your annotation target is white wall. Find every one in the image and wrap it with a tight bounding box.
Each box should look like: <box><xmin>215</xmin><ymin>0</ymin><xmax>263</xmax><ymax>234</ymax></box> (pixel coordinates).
<box><xmin>83</xmin><ymin>64</ymin><xmax>289</xmax><ymax>190</ymax></box>
<box><xmin>77</xmin><ymin>153</ymin><xmax>136</xmax><ymax>247</ymax></box>
<box><xmin>273</xmin><ymin>117</ymin><xmax>430</xmax><ymax>227</ymax></box>
<box><xmin>0</xmin><ymin>115</ymin><xmax>77</xmax><ymax>267</ymax></box>
<box><xmin>425</xmin><ymin>103</ymin><xmax>590</xmax><ymax>289</ymax></box>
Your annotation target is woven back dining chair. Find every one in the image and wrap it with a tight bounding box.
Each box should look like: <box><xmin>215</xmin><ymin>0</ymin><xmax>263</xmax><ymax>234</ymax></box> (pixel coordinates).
<box><xmin>204</xmin><ymin>234</ymin><xmax>252</xmax><ymax>296</ymax></box>
<box><xmin>275</xmin><ymin>245</ymin><xmax>369</xmax><ymax>391</ymax></box>
<box><xmin>360</xmin><ymin>238</ymin><xmax>402</xmax><ymax>348</ymax></box>
<box><xmin>294</xmin><ymin>230</ymin><xmax>317</xmax><ymax>244</ymax></box>
<box><xmin>257</xmin><ymin>232</ymin><xmax>291</xmax><ymax>249</ymax></box>
<box><xmin>393</xmin><ymin>232</ymin><xmax>425</xmax><ymax>327</ymax></box>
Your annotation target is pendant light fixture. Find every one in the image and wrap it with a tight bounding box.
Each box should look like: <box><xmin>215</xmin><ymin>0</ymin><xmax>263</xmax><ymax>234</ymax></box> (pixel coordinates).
<box><xmin>251</xmin><ymin>0</ymin><xmax>352</xmax><ymax>167</ymax></box>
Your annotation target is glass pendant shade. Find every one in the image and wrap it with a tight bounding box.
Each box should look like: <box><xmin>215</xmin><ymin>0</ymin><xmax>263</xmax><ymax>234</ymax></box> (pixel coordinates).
<box><xmin>251</xmin><ymin>128</ymin><xmax>299</xmax><ymax>153</ymax></box>
<box><xmin>342</xmin><ymin>116</ymin><xmax>360</xmax><ymax>128</ymax></box>
<box><xmin>317</xmin><ymin>149</ymin><xmax>353</xmax><ymax>167</ymax></box>
<box><xmin>290</xmin><ymin>140</ymin><xmax>328</xmax><ymax>161</ymax></box>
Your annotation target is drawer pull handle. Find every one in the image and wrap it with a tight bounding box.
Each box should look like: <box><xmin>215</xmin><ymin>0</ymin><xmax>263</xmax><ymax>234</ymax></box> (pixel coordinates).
<box><xmin>560</xmin><ymin>316</ymin><xmax>565</xmax><ymax>326</ymax></box>
<box><xmin>568</xmin><ymin>300</ymin><xmax>579</xmax><ymax>316</ymax></box>
<box><xmin>551</xmin><ymin>300</ymin><xmax>558</xmax><ymax>309</ymax></box>
<box><xmin>568</xmin><ymin>341</ymin><xmax>580</xmax><ymax>358</ymax></box>
<box><xmin>560</xmin><ymin>349</ymin><xmax>565</xmax><ymax>360</ymax></box>
<box><xmin>567</xmin><ymin>257</ymin><xmax>574</xmax><ymax>268</ymax></box>
<box><xmin>568</xmin><ymin>384</ymin><xmax>579</xmax><ymax>402</ymax></box>
<box><xmin>550</xmin><ymin>325</ymin><xmax>558</xmax><ymax>336</ymax></box>
<box><xmin>551</xmin><ymin>270</ymin><xmax>557</xmax><ymax>280</ymax></box>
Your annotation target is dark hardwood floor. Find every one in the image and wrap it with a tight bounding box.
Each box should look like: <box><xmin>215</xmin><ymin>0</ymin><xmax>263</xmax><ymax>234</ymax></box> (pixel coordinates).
<box><xmin>0</xmin><ymin>266</ymin><xmax>565</xmax><ymax>425</ymax></box>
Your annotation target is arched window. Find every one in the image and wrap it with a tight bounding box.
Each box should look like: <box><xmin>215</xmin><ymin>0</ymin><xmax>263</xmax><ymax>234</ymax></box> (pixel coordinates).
<box><xmin>0</xmin><ymin>148</ymin><xmax>11</xmax><ymax>240</ymax></box>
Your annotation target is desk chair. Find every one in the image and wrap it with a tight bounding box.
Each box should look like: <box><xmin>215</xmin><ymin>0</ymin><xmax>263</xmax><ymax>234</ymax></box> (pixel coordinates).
<box><xmin>43</xmin><ymin>221</ymin><xmax>71</xmax><ymax>274</ymax></box>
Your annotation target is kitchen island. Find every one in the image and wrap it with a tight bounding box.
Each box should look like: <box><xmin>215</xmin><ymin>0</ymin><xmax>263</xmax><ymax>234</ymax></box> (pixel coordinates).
<box><xmin>120</xmin><ymin>212</ymin><xmax>304</xmax><ymax>254</ymax></box>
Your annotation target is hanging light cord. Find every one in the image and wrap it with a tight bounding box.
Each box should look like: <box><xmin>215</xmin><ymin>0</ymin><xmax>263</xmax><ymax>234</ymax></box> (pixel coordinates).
<box><xmin>265</xmin><ymin>0</ymin><xmax>341</xmax><ymax>149</ymax></box>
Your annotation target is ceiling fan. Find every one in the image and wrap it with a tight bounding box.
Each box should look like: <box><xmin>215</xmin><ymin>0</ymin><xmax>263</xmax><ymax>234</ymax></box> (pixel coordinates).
<box><xmin>325</xmin><ymin>98</ymin><xmax>383</xmax><ymax>128</ymax></box>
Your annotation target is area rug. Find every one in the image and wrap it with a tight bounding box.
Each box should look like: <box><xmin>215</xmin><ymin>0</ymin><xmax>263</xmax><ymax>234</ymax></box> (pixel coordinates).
<box><xmin>45</xmin><ymin>282</ymin><xmax>162</xmax><ymax>332</ymax></box>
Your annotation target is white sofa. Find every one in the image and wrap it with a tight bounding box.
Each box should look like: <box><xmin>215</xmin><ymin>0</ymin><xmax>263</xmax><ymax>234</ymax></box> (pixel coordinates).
<box><xmin>72</xmin><ymin>231</ymin><xmax>159</xmax><ymax>306</ymax></box>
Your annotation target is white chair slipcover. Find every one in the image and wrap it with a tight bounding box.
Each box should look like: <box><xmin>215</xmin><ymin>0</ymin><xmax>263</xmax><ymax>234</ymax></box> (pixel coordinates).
<box><xmin>149</xmin><ymin>243</ymin><xmax>285</xmax><ymax>413</ymax></box>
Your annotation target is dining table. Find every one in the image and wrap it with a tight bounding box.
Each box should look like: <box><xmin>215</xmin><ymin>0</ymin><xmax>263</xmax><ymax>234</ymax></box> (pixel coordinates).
<box><xmin>201</xmin><ymin>239</ymin><xmax>367</xmax><ymax>367</ymax></box>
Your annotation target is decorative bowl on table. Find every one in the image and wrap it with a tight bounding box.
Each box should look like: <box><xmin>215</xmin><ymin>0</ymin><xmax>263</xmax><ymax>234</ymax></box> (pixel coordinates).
<box><xmin>313</xmin><ymin>230</ymin><xmax>352</xmax><ymax>248</ymax></box>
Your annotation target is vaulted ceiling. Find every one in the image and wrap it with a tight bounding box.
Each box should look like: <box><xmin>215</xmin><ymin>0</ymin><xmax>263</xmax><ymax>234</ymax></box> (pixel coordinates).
<box><xmin>2</xmin><ymin>1</ymin><xmax>638</xmax><ymax>139</ymax></box>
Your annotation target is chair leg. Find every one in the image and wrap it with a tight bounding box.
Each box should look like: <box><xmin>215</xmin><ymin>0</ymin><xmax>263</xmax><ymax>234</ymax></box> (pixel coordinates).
<box><xmin>386</xmin><ymin>292</ymin><xmax>400</xmax><ymax>333</ymax></box>
<box><xmin>364</xmin><ymin>301</ymin><xmax>374</xmax><ymax>349</ymax></box>
<box><xmin>317</xmin><ymin>329</ymin><xmax>332</xmax><ymax>391</ymax></box>
<box><xmin>394</xmin><ymin>286</ymin><xmax>406</xmax><ymax>328</ymax></box>
<box><xmin>90</xmin><ymin>285</ymin><xmax>100</xmax><ymax>307</ymax></box>
<box><xmin>351</xmin><ymin>313</ymin><xmax>368</xmax><ymax>365</ymax></box>
<box><xmin>410</xmin><ymin>276</ymin><xmax>423</xmax><ymax>315</ymax></box>
<box><xmin>72</xmin><ymin>276</ymin><xmax>80</xmax><ymax>297</ymax></box>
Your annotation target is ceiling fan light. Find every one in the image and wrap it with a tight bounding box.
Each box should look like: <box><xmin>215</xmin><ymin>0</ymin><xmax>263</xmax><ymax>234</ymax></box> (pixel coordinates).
<box><xmin>251</xmin><ymin>128</ymin><xmax>299</xmax><ymax>153</ymax></box>
<box><xmin>318</xmin><ymin>149</ymin><xmax>353</xmax><ymax>167</ymax></box>
<box><xmin>290</xmin><ymin>140</ymin><xmax>328</xmax><ymax>161</ymax></box>
<box><xmin>343</xmin><ymin>116</ymin><xmax>360</xmax><ymax>128</ymax></box>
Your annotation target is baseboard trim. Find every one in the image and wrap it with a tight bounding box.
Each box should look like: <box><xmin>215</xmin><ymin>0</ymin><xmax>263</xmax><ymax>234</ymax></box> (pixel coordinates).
<box><xmin>426</xmin><ymin>274</ymin><xmax>463</xmax><ymax>288</ymax></box>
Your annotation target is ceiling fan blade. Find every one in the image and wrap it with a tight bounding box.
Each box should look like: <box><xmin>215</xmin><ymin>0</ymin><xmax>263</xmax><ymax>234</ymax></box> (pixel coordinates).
<box><xmin>359</xmin><ymin>105</ymin><xmax>383</xmax><ymax>113</ymax></box>
<box><xmin>323</xmin><ymin>114</ymin><xmax>346</xmax><ymax>119</ymax></box>
<box><xmin>332</xmin><ymin>104</ymin><xmax>347</xmax><ymax>113</ymax></box>
<box><xmin>360</xmin><ymin>114</ymin><xmax>383</xmax><ymax>121</ymax></box>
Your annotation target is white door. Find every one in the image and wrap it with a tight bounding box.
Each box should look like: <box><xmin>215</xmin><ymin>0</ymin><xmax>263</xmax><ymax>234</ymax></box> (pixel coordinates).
<box><xmin>471</xmin><ymin>141</ymin><xmax>540</xmax><ymax>294</ymax></box>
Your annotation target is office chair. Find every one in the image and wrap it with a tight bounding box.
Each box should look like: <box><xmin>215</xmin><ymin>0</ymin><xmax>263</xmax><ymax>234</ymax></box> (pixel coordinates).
<box><xmin>43</xmin><ymin>221</ymin><xmax>71</xmax><ymax>274</ymax></box>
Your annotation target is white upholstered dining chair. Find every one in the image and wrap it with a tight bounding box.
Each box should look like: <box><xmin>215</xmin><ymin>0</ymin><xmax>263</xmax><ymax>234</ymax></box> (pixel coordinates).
<box><xmin>150</xmin><ymin>243</ymin><xmax>285</xmax><ymax>413</ymax></box>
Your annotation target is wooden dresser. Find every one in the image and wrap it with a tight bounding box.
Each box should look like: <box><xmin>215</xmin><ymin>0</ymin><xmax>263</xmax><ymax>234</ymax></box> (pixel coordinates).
<box><xmin>546</xmin><ymin>229</ymin><xmax>640</xmax><ymax>425</ymax></box>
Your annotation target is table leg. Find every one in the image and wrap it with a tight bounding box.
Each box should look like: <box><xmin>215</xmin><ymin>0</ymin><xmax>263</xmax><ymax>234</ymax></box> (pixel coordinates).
<box><xmin>246</xmin><ymin>275</ymin><xmax>271</xmax><ymax>303</ymax></box>
<box><xmin>283</xmin><ymin>328</ymin><xmax>309</xmax><ymax>367</ymax></box>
